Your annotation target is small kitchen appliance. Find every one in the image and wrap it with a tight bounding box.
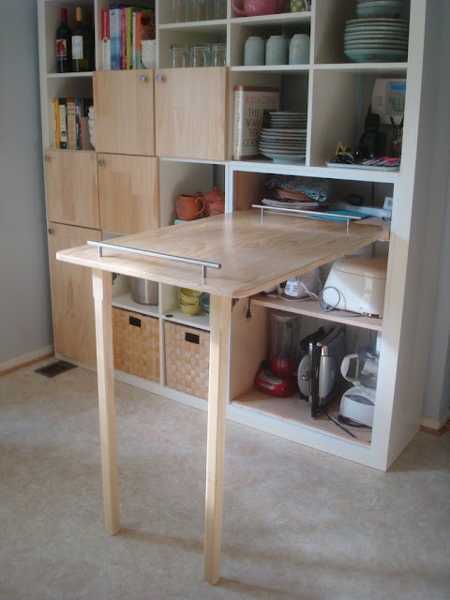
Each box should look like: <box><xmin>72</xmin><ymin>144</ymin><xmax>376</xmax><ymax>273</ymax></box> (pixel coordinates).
<box><xmin>255</xmin><ymin>363</ymin><xmax>298</xmax><ymax>397</ymax></box>
<box><xmin>283</xmin><ymin>269</ymin><xmax>321</xmax><ymax>299</ymax></box>
<box><xmin>297</xmin><ymin>327</ymin><xmax>346</xmax><ymax>417</ymax></box>
<box><xmin>339</xmin><ymin>351</ymin><xmax>379</xmax><ymax>428</ymax></box>
<box><xmin>255</xmin><ymin>311</ymin><xmax>300</xmax><ymax>398</ymax></box>
<box><xmin>322</xmin><ymin>256</ymin><xmax>388</xmax><ymax>316</ymax></box>
<box><xmin>269</xmin><ymin>311</ymin><xmax>300</xmax><ymax>377</ymax></box>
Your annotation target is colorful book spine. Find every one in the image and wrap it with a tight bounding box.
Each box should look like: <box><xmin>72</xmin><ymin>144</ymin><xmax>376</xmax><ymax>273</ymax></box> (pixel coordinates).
<box><xmin>67</xmin><ymin>98</ymin><xmax>77</xmax><ymax>150</ymax></box>
<box><xmin>101</xmin><ymin>8</ymin><xmax>111</xmax><ymax>70</ymax></box>
<box><xmin>75</xmin><ymin>98</ymin><xmax>82</xmax><ymax>150</ymax></box>
<box><xmin>110</xmin><ymin>8</ymin><xmax>121</xmax><ymax>70</ymax></box>
<box><xmin>126</xmin><ymin>8</ymin><xmax>133</xmax><ymax>70</ymax></box>
<box><xmin>120</xmin><ymin>8</ymin><xmax>127</xmax><ymax>70</ymax></box>
<box><xmin>132</xmin><ymin>11</ymin><xmax>137</xmax><ymax>69</ymax></box>
<box><xmin>58</xmin><ymin>98</ymin><xmax>68</xmax><ymax>150</ymax></box>
<box><xmin>135</xmin><ymin>11</ymin><xmax>142</xmax><ymax>68</ymax></box>
<box><xmin>52</xmin><ymin>98</ymin><xmax>61</xmax><ymax>149</ymax></box>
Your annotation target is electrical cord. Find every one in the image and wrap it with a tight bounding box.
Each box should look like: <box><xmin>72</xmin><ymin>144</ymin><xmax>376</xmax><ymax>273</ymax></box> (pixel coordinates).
<box><xmin>324</xmin><ymin>410</ymin><xmax>358</xmax><ymax>439</ymax></box>
<box><xmin>319</xmin><ymin>286</ymin><xmax>342</xmax><ymax>312</ymax></box>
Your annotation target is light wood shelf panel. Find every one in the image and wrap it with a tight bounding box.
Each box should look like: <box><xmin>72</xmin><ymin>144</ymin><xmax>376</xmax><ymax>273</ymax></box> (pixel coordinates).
<box><xmin>45</xmin><ymin>149</ymin><xmax>99</xmax><ymax>229</ymax></box>
<box><xmin>233</xmin><ymin>388</ymin><xmax>372</xmax><ymax>446</ymax></box>
<box><xmin>98</xmin><ymin>154</ymin><xmax>159</xmax><ymax>235</ymax></box>
<box><xmin>252</xmin><ymin>295</ymin><xmax>383</xmax><ymax>332</ymax></box>
<box><xmin>57</xmin><ymin>210</ymin><xmax>383</xmax><ymax>298</ymax></box>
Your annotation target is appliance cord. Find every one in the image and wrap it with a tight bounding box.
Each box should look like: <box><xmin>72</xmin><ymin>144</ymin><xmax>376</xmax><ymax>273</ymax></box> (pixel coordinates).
<box><xmin>325</xmin><ymin>410</ymin><xmax>358</xmax><ymax>439</ymax></box>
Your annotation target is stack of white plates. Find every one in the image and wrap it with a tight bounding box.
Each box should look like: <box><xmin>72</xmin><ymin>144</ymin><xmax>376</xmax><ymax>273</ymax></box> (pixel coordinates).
<box><xmin>259</xmin><ymin>112</ymin><xmax>307</xmax><ymax>164</ymax></box>
<box><xmin>344</xmin><ymin>17</ymin><xmax>409</xmax><ymax>62</ymax></box>
<box><xmin>268</xmin><ymin>112</ymin><xmax>307</xmax><ymax>129</ymax></box>
<box><xmin>356</xmin><ymin>0</ymin><xmax>403</xmax><ymax>19</ymax></box>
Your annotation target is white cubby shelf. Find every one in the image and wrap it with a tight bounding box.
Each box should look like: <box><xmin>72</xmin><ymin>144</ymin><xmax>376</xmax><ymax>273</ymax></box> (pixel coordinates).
<box><xmin>112</xmin><ymin>293</ymin><xmax>159</xmax><ymax>319</ymax></box>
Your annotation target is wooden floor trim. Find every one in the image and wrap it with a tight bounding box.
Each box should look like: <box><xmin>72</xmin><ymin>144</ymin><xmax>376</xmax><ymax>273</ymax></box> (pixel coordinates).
<box><xmin>0</xmin><ymin>351</ymin><xmax>54</xmax><ymax>377</ymax></box>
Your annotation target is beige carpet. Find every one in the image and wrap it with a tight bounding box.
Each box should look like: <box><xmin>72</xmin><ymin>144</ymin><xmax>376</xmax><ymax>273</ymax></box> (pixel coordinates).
<box><xmin>0</xmin><ymin>361</ymin><xmax>449</xmax><ymax>600</ymax></box>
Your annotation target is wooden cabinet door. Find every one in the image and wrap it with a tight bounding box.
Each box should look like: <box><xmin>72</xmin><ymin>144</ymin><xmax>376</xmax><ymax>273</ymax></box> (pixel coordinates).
<box><xmin>48</xmin><ymin>223</ymin><xmax>101</xmax><ymax>367</ymax></box>
<box><xmin>155</xmin><ymin>67</ymin><xmax>227</xmax><ymax>161</ymax></box>
<box><xmin>94</xmin><ymin>70</ymin><xmax>155</xmax><ymax>156</ymax></box>
<box><xmin>98</xmin><ymin>154</ymin><xmax>159</xmax><ymax>234</ymax></box>
<box><xmin>46</xmin><ymin>150</ymin><xmax>99</xmax><ymax>228</ymax></box>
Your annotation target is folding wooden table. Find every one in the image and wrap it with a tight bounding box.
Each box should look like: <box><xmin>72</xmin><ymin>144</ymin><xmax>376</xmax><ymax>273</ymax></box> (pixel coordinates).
<box><xmin>57</xmin><ymin>209</ymin><xmax>381</xmax><ymax>584</ymax></box>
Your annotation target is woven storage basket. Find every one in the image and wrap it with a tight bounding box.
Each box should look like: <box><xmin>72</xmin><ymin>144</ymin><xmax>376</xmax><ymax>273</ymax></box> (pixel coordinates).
<box><xmin>113</xmin><ymin>308</ymin><xmax>160</xmax><ymax>382</ymax></box>
<box><xmin>164</xmin><ymin>322</ymin><xmax>210</xmax><ymax>400</ymax></box>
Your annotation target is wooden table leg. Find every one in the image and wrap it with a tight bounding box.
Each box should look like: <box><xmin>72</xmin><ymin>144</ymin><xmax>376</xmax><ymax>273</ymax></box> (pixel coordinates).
<box><xmin>92</xmin><ymin>269</ymin><xmax>120</xmax><ymax>535</ymax></box>
<box><xmin>204</xmin><ymin>295</ymin><xmax>232</xmax><ymax>585</ymax></box>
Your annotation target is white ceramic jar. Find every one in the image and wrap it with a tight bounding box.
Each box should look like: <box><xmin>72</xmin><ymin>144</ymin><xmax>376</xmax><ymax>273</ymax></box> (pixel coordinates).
<box><xmin>289</xmin><ymin>33</ymin><xmax>310</xmax><ymax>64</ymax></box>
<box><xmin>266</xmin><ymin>35</ymin><xmax>288</xmax><ymax>65</ymax></box>
<box><xmin>244</xmin><ymin>36</ymin><xmax>265</xmax><ymax>66</ymax></box>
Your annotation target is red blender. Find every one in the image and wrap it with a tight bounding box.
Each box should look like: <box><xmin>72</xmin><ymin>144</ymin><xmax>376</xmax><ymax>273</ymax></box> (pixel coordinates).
<box><xmin>255</xmin><ymin>311</ymin><xmax>300</xmax><ymax>397</ymax></box>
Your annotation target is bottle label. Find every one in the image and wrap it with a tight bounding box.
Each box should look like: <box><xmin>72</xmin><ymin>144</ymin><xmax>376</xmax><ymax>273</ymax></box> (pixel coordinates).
<box><xmin>72</xmin><ymin>36</ymin><xmax>84</xmax><ymax>60</ymax></box>
<box><xmin>56</xmin><ymin>39</ymin><xmax>67</xmax><ymax>59</ymax></box>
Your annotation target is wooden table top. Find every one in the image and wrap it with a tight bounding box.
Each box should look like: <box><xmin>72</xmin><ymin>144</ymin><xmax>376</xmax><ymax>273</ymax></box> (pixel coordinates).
<box><xmin>57</xmin><ymin>211</ymin><xmax>383</xmax><ymax>298</ymax></box>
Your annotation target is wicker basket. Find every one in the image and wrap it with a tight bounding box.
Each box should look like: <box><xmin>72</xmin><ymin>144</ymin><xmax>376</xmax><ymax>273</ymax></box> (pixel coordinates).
<box><xmin>113</xmin><ymin>308</ymin><xmax>160</xmax><ymax>382</ymax></box>
<box><xmin>164</xmin><ymin>322</ymin><xmax>210</xmax><ymax>400</ymax></box>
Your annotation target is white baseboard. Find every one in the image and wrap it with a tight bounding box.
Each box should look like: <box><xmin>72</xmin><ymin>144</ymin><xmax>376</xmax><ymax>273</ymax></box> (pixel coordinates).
<box><xmin>0</xmin><ymin>345</ymin><xmax>54</xmax><ymax>374</ymax></box>
<box><xmin>421</xmin><ymin>415</ymin><xmax>449</xmax><ymax>431</ymax></box>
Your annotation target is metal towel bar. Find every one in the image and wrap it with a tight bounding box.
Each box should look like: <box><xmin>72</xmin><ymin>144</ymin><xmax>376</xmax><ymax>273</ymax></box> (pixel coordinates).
<box><xmin>252</xmin><ymin>203</ymin><xmax>363</xmax><ymax>233</ymax></box>
<box><xmin>87</xmin><ymin>240</ymin><xmax>221</xmax><ymax>284</ymax></box>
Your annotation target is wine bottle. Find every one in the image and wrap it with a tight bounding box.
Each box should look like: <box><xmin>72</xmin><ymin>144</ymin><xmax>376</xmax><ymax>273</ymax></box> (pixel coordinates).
<box><xmin>72</xmin><ymin>7</ymin><xmax>93</xmax><ymax>72</ymax></box>
<box><xmin>55</xmin><ymin>8</ymin><xmax>71</xmax><ymax>73</ymax></box>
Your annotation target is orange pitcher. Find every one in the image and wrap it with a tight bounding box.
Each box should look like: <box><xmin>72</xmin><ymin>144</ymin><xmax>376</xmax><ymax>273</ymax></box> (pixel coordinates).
<box><xmin>175</xmin><ymin>193</ymin><xmax>205</xmax><ymax>221</ymax></box>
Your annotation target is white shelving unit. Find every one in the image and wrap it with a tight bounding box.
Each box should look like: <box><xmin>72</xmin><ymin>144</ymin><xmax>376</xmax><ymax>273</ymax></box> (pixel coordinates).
<box><xmin>38</xmin><ymin>0</ymin><xmax>442</xmax><ymax>471</ymax></box>
<box><xmin>112</xmin><ymin>292</ymin><xmax>159</xmax><ymax>319</ymax></box>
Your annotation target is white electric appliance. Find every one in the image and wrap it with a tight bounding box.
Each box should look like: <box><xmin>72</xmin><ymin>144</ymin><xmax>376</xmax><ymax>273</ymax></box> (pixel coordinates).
<box><xmin>339</xmin><ymin>352</ymin><xmax>379</xmax><ymax>428</ymax></box>
<box><xmin>322</xmin><ymin>257</ymin><xmax>388</xmax><ymax>317</ymax></box>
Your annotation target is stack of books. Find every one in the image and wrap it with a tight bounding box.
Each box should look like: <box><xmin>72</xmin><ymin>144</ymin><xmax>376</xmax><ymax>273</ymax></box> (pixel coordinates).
<box><xmin>101</xmin><ymin>4</ymin><xmax>155</xmax><ymax>70</ymax></box>
<box><xmin>51</xmin><ymin>97</ymin><xmax>93</xmax><ymax>150</ymax></box>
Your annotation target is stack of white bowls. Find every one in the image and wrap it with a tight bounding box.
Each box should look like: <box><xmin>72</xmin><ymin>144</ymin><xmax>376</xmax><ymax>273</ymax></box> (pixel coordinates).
<box><xmin>344</xmin><ymin>0</ymin><xmax>408</xmax><ymax>63</ymax></box>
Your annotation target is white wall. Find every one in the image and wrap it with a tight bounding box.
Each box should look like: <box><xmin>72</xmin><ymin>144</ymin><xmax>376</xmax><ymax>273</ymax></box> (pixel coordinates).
<box><xmin>0</xmin><ymin>0</ymin><xmax>52</xmax><ymax>366</ymax></box>
<box><xmin>423</xmin><ymin>174</ymin><xmax>450</xmax><ymax>426</ymax></box>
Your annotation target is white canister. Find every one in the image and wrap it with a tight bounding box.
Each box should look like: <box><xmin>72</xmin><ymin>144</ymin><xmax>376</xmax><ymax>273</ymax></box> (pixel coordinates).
<box><xmin>244</xmin><ymin>36</ymin><xmax>265</xmax><ymax>66</ymax></box>
<box><xmin>266</xmin><ymin>35</ymin><xmax>288</xmax><ymax>66</ymax></box>
<box><xmin>289</xmin><ymin>34</ymin><xmax>310</xmax><ymax>65</ymax></box>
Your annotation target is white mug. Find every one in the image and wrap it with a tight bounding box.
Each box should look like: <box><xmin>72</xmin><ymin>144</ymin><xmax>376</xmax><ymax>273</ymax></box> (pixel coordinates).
<box><xmin>289</xmin><ymin>34</ymin><xmax>310</xmax><ymax>65</ymax></box>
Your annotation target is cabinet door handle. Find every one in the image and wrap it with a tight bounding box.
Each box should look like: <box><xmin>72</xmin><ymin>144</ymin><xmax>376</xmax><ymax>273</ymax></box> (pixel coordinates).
<box><xmin>139</xmin><ymin>74</ymin><xmax>149</xmax><ymax>83</ymax></box>
<box><xmin>155</xmin><ymin>73</ymin><xmax>166</xmax><ymax>83</ymax></box>
<box><xmin>44</xmin><ymin>154</ymin><xmax>51</xmax><ymax>163</ymax></box>
<box><xmin>97</xmin><ymin>158</ymin><xmax>106</xmax><ymax>167</ymax></box>
<box><xmin>48</xmin><ymin>228</ymin><xmax>54</xmax><ymax>235</ymax></box>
